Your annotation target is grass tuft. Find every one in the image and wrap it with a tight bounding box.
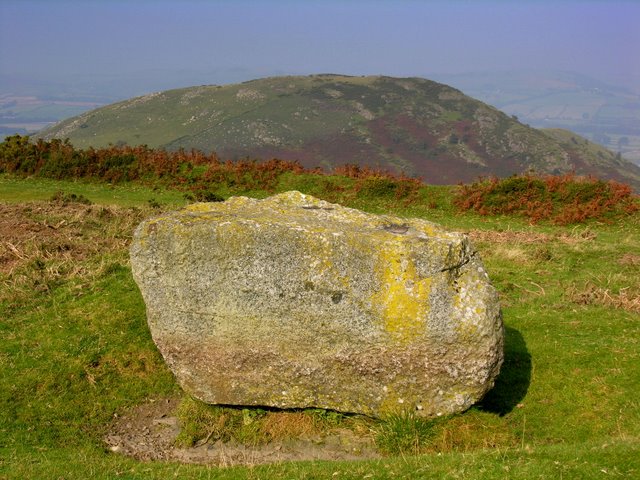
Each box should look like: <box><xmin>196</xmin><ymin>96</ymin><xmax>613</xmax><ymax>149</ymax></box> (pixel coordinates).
<box><xmin>373</xmin><ymin>410</ymin><xmax>438</xmax><ymax>455</ymax></box>
<box><xmin>50</xmin><ymin>190</ymin><xmax>93</xmax><ymax>205</ymax></box>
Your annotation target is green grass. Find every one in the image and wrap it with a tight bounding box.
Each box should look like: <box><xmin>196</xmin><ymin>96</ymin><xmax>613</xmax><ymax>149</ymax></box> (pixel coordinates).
<box><xmin>3</xmin><ymin>439</ymin><xmax>637</xmax><ymax>479</ymax></box>
<box><xmin>1</xmin><ymin>176</ymin><xmax>639</xmax><ymax>478</ymax></box>
<box><xmin>0</xmin><ymin>174</ymin><xmax>188</xmax><ymax>207</ymax></box>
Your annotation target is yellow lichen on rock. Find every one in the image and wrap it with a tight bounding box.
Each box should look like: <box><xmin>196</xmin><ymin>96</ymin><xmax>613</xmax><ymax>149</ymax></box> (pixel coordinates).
<box><xmin>372</xmin><ymin>238</ymin><xmax>432</xmax><ymax>343</ymax></box>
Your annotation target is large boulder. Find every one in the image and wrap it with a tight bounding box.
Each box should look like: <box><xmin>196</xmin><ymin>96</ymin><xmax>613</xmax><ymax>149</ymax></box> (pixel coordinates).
<box><xmin>130</xmin><ymin>191</ymin><xmax>503</xmax><ymax>417</ymax></box>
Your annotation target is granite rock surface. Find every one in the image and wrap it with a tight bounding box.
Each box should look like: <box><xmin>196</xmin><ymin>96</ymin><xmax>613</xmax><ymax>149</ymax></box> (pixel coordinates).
<box><xmin>130</xmin><ymin>191</ymin><xmax>503</xmax><ymax>417</ymax></box>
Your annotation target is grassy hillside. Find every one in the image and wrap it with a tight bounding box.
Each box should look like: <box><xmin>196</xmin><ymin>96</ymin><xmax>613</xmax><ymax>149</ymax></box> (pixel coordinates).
<box><xmin>1</xmin><ymin>173</ymin><xmax>639</xmax><ymax>478</ymax></box>
<box><xmin>542</xmin><ymin>128</ymin><xmax>640</xmax><ymax>188</ymax></box>
<box><xmin>35</xmin><ymin>75</ymin><xmax>640</xmax><ymax>190</ymax></box>
<box><xmin>434</xmin><ymin>70</ymin><xmax>640</xmax><ymax>165</ymax></box>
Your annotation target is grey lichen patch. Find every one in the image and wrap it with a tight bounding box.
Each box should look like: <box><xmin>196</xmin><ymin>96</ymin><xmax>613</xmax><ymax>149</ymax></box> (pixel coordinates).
<box><xmin>130</xmin><ymin>191</ymin><xmax>503</xmax><ymax>418</ymax></box>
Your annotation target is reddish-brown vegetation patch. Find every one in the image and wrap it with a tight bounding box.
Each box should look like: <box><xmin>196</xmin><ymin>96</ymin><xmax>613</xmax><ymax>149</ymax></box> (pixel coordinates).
<box><xmin>3</xmin><ymin>136</ymin><xmax>639</xmax><ymax>225</ymax></box>
<box><xmin>454</xmin><ymin>174</ymin><xmax>639</xmax><ymax>224</ymax></box>
<box><xmin>0</xmin><ymin>134</ymin><xmax>419</xmax><ymax>197</ymax></box>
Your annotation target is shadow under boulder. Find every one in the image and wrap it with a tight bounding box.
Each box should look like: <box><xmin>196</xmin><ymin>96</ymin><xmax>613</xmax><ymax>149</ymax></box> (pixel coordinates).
<box><xmin>478</xmin><ymin>326</ymin><xmax>531</xmax><ymax>416</ymax></box>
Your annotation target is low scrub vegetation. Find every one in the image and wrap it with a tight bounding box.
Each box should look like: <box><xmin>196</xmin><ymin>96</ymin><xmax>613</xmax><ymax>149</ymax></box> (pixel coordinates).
<box><xmin>0</xmin><ymin>135</ymin><xmax>422</xmax><ymax>205</ymax></box>
<box><xmin>3</xmin><ymin>136</ymin><xmax>638</xmax><ymax>226</ymax></box>
<box><xmin>454</xmin><ymin>174</ymin><xmax>638</xmax><ymax>224</ymax></box>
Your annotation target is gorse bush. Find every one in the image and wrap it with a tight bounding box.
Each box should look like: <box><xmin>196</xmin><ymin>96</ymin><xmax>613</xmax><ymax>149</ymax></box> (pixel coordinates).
<box><xmin>454</xmin><ymin>173</ymin><xmax>639</xmax><ymax>224</ymax></box>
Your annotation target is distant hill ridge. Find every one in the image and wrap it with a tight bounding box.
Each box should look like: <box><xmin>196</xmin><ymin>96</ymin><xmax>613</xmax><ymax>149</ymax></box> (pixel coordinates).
<box><xmin>37</xmin><ymin>74</ymin><xmax>640</xmax><ymax>189</ymax></box>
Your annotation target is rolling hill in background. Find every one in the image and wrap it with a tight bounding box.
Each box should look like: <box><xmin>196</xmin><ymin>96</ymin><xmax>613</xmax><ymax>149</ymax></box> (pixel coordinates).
<box><xmin>36</xmin><ymin>74</ymin><xmax>640</xmax><ymax>188</ymax></box>
<box><xmin>434</xmin><ymin>71</ymin><xmax>640</xmax><ymax>165</ymax></box>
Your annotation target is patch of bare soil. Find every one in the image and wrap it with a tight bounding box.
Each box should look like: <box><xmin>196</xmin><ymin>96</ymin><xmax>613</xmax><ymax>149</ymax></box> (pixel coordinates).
<box><xmin>104</xmin><ymin>398</ymin><xmax>380</xmax><ymax>466</ymax></box>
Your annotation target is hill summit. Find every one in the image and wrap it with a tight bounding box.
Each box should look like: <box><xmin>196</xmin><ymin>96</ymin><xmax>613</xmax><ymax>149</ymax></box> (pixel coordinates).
<box><xmin>37</xmin><ymin>74</ymin><xmax>640</xmax><ymax>188</ymax></box>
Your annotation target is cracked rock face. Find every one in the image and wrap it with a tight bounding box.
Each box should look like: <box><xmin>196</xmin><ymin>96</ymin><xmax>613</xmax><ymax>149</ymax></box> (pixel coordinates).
<box><xmin>130</xmin><ymin>191</ymin><xmax>503</xmax><ymax>417</ymax></box>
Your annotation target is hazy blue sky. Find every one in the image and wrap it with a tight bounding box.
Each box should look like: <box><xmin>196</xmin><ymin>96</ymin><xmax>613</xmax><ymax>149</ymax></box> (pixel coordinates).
<box><xmin>1</xmin><ymin>0</ymin><xmax>639</xmax><ymax>90</ymax></box>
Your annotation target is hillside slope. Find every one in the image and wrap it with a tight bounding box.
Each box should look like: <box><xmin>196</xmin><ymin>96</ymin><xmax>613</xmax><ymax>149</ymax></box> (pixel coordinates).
<box><xmin>433</xmin><ymin>70</ymin><xmax>640</xmax><ymax>165</ymax></box>
<box><xmin>37</xmin><ymin>75</ymin><xmax>640</xmax><ymax>188</ymax></box>
<box><xmin>541</xmin><ymin>128</ymin><xmax>640</xmax><ymax>185</ymax></box>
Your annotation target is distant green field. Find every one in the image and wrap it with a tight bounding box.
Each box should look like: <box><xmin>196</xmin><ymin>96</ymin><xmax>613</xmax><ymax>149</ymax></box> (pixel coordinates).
<box><xmin>1</xmin><ymin>176</ymin><xmax>639</xmax><ymax>479</ymax></box>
